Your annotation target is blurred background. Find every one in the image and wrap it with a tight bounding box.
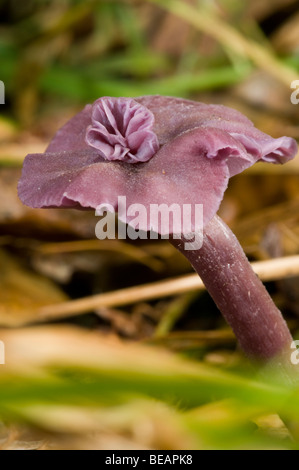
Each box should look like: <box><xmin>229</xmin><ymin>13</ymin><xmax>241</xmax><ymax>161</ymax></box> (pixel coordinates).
<box><xmin>0</xmin><ymin>0</ymin><xmax>299</xmax><ymax>450</ymax></box>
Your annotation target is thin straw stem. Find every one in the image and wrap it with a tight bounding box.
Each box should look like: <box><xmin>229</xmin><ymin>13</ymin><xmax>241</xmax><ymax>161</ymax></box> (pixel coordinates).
<box><xmin>36</xmin><ymin>254</ymin><xmax>299</xmax><ymax>322</ymax></box>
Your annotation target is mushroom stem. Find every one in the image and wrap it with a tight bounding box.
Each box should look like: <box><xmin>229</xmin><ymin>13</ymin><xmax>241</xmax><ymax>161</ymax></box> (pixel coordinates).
<box><xmin>170</xmin><ymin>215</ymin><xmax>294</xmax><ymax>366</ymax></box>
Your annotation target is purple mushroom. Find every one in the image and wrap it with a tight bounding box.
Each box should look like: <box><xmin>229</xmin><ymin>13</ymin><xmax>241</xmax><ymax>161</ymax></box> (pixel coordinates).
<box><xmin>18</xmin><ymin>95</ymin><xmax>298</xmax><ymax>374</ymax></box>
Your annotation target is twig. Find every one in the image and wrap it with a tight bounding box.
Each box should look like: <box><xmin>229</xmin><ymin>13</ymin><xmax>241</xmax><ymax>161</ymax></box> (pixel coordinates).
<box><xmin>37</xmin><ymin>255</ymin><xmax>299</xmax><ymax>321</ymax></box>
<box><xmin>38</xmin><ymin>240</ymin><xmax>164</xmax><ymax>271</ymax></box>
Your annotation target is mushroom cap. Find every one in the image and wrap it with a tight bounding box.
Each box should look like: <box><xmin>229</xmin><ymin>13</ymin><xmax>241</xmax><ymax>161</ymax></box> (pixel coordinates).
<box><xmin>18</xmin><ymin>95</ymin><xmax>297</xmax><ymax>235</ymax></box>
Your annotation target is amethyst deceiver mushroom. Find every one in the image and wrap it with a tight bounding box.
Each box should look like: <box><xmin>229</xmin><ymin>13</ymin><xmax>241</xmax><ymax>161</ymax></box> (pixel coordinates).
<box><xmin>18</xmin><ymin>95</ymin><xmax>298</xmax><ymax>372</ymax></box>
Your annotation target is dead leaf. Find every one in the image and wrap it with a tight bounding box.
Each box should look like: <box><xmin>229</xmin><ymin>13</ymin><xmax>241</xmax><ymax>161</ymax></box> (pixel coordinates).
<box><xmin>0</xmin><ymin>250</ymin><xmax>68</xmax><ymax>326</ymax></box>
